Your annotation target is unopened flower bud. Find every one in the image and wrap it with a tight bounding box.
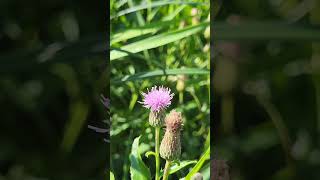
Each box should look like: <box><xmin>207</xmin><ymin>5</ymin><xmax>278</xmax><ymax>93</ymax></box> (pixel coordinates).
<box><xmin>160</xmin><ymin>110</ymin><xmax>183</xmax><ymax>161</ymax></box>
<box><xmin>191</xmin><ymin>8</ymin><xmax>198</xmax><ymax>16</ymax></box>
<box><xmin>176</xmin><ymin>75</ymin><xmax>186</xmax><ymax>92</ymax></box>
<box><xmin>149</xmin><ymin>110</ymin><xmax>165</xmax><ymax>127</ymax></box>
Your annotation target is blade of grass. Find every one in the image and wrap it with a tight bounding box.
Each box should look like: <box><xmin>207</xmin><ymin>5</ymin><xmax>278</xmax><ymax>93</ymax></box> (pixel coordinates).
<box><xmin>112</xmin><ymin>68</ymin><xmax>209</xmax><ymax>84</ymax></box>
<box><xmin>162</xmin><ymin>4</ymin><xmax>186</xmax><ymax>21</ymax></box>
<box><xmin>185</xmin><ymin>146</ymin><xmax>210</xmax><ymax>179</ymax></box>
<box><xmin>111</xmin><ymin>20</ymin><xmax>177</xmax><ymax>45</ymax></box>
<box><xmin>110</xmin><ymin>22</ymin><xmax>209</xmax><ymax>60</ymax></box>
<box><xmin>111</xmin><ymin>1</ymin><xmax>207</xmax><ymax>19</ymax></box>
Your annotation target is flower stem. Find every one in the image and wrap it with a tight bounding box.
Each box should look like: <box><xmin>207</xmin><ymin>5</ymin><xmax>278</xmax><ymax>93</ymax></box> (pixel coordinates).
<box><xmin>163</xmin><ymin>160</ymin><xmax>171</xmax><ymax>180</ymax></box>
<box><xmin>155</xmin><ymin>127</ymin><xmax>160</xmax><ymax>180</ymax></box>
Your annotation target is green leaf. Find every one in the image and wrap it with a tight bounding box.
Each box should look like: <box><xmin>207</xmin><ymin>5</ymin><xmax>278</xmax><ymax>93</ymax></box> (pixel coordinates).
<box><xmin>110</xmin><ymin>123</ymin><xmax>130</xmax><ymax>136</ymax></box>
<box><xmin>145</xmin><ymin>151</ymin><xmax>156</xmax><ymax>158</ymax></box>
<box><xmin>112</xmin><ymin>68</ymin><xmax>209</xmax><ymax>84</ymax></box>
<box><xmin>199</xmin><ymin>163</ymin><xmax>210</xmax><ymax>180</ymax></box>
<box><xmin>162</xmin><ymin>5</ymin><xmax>186</xmax><ymax>21</ymax></box>
<box><xmin>185</xmin><ymin>146</ymin><xmax>210</xmax><ymax>180</ymax></box>
<box><xmin>214</xmin><ymin>21</ymin><xmax>320</xmax><ymax>41</ymax></box>
<box><xmin>129</xmin><ymin>136</ymin><xmax>151</xmax><ymax>180</ymax></box>
<box><xmin>110</xmin><ymin>171</ymin><xmax>115</xmax><ymax>180</ymax></box>
<box><xmin>111</xmin><ymin>20</ymin><xmax>176</xmax><ymax>45</ymax></box>
<box><xmin>159</xmin><ymin>160</ymin><xmax>197</xmax><ymax>177</ymax></box>
<box><xmin>204</xmin><ymin>130</ymin><xmax>210</xmax><ymax>150</ymax></box>
<box><xmin>110</xmin><ymin>22</ymin><xmax>209</xmax><ymax>60</ymax></box>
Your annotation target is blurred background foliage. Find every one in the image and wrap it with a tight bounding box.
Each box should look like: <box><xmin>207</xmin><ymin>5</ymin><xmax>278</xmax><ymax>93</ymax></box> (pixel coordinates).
<box><xmin>214</xmin><ymin>0</ymin><xmax>320</xmax><ymax>179</ymax></box>
<box><xmin>110</xmin><ymin>0</ymin><xmax>210</xmax><ymax>179</ymax></box>
<box><xmin>0</xmin><ymin>0</ymin><xmax>108</xmax><ymax>179</ymax></box>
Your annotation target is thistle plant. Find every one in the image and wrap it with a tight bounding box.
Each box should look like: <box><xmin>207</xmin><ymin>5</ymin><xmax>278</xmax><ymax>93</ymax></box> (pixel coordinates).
<box><xmin>160</xmin><ymin>110</ymin><xmax>183</xmax><ymax>180</ymax></box>
<box><xmin>140</xmin><ymin>86</ymin><xmax>174</xmax><ymax>180</ymax></box>
<box><xmin>129</xmin><ymin>85</ymin><xmax>210</xmax><ymax>179</ymax></box>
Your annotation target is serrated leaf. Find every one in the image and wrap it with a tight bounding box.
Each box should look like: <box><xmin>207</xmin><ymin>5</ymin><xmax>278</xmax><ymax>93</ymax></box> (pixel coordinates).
<box><xmin>129</xmin><ymin>136</ymin><xmax>151</xmax><ymax>180</ymax></box>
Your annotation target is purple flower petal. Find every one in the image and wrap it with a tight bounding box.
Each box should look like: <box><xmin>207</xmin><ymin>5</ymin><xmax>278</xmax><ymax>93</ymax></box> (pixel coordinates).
<box><xmin>140</xmin><ymin>86</ymin><xmax>174</xmax><ymax>112</ymax></box>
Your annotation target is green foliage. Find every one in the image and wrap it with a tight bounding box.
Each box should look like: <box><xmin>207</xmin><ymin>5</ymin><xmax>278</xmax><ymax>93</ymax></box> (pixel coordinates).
<box><xmin>159</xmin><ymin>160</ymin><xmax>197</xmax><ymax>177</ymax></box>
<box><xmin>110</xmin><ymin>0</ymin><xmax>210</xmax><ymax>179</ymax></box>
<box><xmin>111</xmin><ymin>171</ymin><xmax>116</xmax><ymax>180</ymax></box>
<box><xmin>129</xmin><ymin>136</ymin><xmax>152</xmax><ymax>180</ymax></box>
<box><xmin>185</xmin><ymin>146</ymin><xmax>210</xmax><ymax>179</ymax></box>
<box><xmin>110</xmin><ymin>21</ymin><xmax>209</xmax><ymax>60</ymax></box>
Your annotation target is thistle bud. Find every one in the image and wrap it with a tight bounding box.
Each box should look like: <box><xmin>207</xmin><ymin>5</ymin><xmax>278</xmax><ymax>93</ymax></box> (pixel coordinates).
<box><xmin>149</xmin><ymin>110</ymin><xmax>165</xmax><ymax>127</ymax></box>
<box><xmin>160</xmin><ymin>110</ymin><xmax>183</xmax><ymax>161</ymax></box>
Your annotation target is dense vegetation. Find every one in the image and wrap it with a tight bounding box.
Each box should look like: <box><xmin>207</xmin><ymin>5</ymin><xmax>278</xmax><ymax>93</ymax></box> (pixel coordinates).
<box><xmin>110</xmin><ymin>0</ymin><xmax>210</xmax><ymax>179</ymax></box>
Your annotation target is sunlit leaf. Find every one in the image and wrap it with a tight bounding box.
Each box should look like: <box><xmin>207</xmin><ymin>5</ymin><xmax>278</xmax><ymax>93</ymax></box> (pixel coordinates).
<box><xmin>110</xmin><ymin>22</ymin><xmax>209</xmax><ymax>60</ymax></box>
<box><xmin>110</xmin><ymin>171</ymin><xmax>115</xmax><ymax>180</ymax></box>
<box><xmin>145</xmin><ymin>151</ymin><xmax>156</xmax><ymax>158</ymax></box>
<box><xmin>159</xmin><ymin>160</ymin><xmax>197</xmax><ymax>177</ymax></box>
<box><xmin>129</xmin><ymin>136</ymin><xmax>151</xmax><ymax>180</ymax></box>
<box><xmin>111</xmin><ymin>20</ymin><xmax>177</xmax><ymax>45</ymax></box>
<box><xmin>185</xmin><ymin>146</ymin><xmax>210</xmax><ymax>179</ymax></box>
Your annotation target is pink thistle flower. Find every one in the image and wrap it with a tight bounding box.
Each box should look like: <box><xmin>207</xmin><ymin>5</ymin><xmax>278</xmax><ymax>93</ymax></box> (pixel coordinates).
<box><xmin>140</xmin><ymin>86</ymin><xmax>174</xmax><ymax>112</ymax></box>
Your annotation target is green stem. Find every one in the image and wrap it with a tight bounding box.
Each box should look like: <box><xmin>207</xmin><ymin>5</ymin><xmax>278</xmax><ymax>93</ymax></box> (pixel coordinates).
<box><xmin>155</xmin><ymin>127</ymin><xmax>160</xmax><ymax>180</ymax></box>
<box><xmin>163</xmin><ymin>160</ymin><xmax>171</xmax><ymax>180</ymax></box>
<box><xmin>179</xmin><ymin>92</ymin><xmax>183</xmax><ymax>104</ymax></box>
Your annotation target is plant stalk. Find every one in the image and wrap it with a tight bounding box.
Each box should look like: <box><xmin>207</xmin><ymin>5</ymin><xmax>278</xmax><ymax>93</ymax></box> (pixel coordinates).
<box><xmin>155</xmin><ymin>127</ymin><xmax>160</xmax><ymax>180</ymax></box>
<box><xmin>163</xmin><ymin>160</ymin><xmax>171</xmax><ymax>180</ymax></box>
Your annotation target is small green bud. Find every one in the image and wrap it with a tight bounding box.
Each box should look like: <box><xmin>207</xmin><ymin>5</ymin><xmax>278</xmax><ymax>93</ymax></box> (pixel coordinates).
<box><xmin>176</xmin><ymin>75</ymin><xmax>186</xmax><ymax>92</ymax></box>
<box><xmin>149</xmin><ymin>110</ymin><xmax>165</xmax><ymax>127</ymax></box>
<box><xmin>160</xmin><ymin>110</ymin><xmax>183</xmax><ymax>161</ymax></box>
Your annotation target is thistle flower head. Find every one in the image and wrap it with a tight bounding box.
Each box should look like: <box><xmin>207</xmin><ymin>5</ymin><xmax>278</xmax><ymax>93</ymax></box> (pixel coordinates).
<box><xmin>165</xmin><ymin>110</ymin><xmax>183</xmax><ymax>132</ymax></box>
<box><xmin>140</xmin><ymin>86</ymin><xmax>174</xmax><ymax>112</ymax></box>
<box><xmin>160</xmin><ymin>109</ymin><xmax>183</xmax><ymax>161</ymax></box>
<box><xmin>148</xmin><ymin>110</ymin><xmax>165</xmax><ymax>127</ymax></box>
